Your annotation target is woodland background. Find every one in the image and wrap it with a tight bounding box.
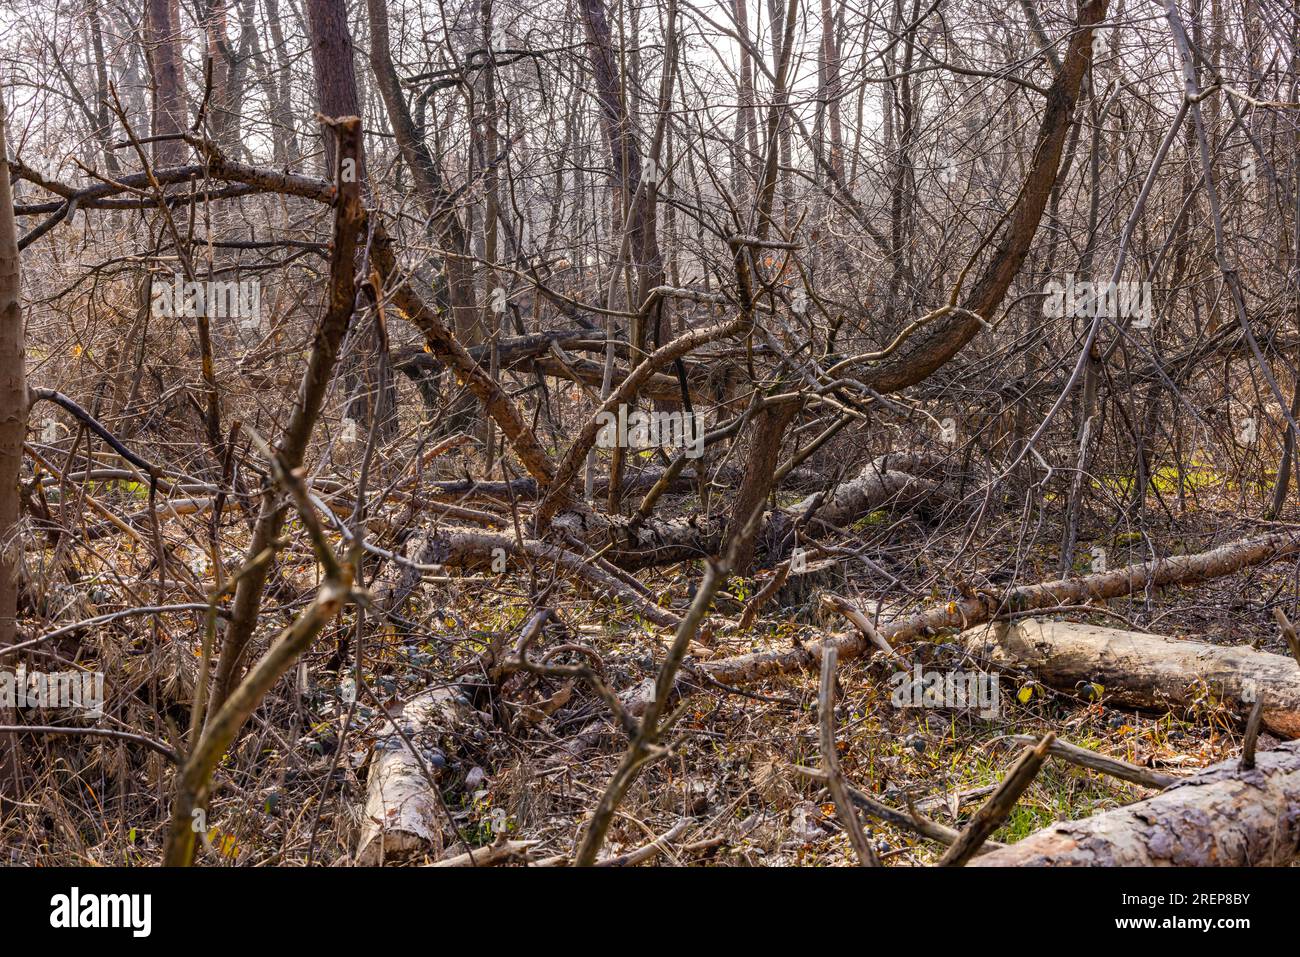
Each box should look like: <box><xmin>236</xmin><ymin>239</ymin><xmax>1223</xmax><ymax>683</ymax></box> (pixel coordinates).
<box><xmin>0</xmin><ymin>0</ymin><xmax>1298</xmax><ymax>866</ymax></box>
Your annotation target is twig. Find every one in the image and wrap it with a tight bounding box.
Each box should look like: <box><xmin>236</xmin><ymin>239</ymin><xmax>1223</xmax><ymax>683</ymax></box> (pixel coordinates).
<box><xmin>594</xmin><ymin>819</ymin><xmax>690</xmax><ymax>866</ymax></box>
<box><xmin>1006</xmin><ymin>734</ymin><xmax>1177</xmax><ymax>789</ymax></box>
<box><xmin>428</xmin><ymin>839</ymin><xmax>541</xmax><ymax>867</ymax></box>
<box><xmin>162</xmin><ymin>426</ymin><xmax>356</xmax><ymax>865</ymax></box>
<box><xmin>573</xmin><ymin>558</ymin><xmax>728</xmax><ymax>865</ymax></box>
<box><xmin>29</xmin><ymin>388</ymin><xmax>158</xmax><ymax>474</ymax></box>
<box><xmin>737</xmin><ymin>558</ymin><xmax>792</xmax><ymax>631</ymax></box>
<box><xmin>1273</xmin><ymin>608</ymin><xmax>1300</xmax><ymax>668</ymax></box>
<box><xmin>3</xmin><ymin>604</ymin><xmax>216</xmax><ymax>659</ymax></box>
<box><xmin>1239</xmin><ymin>698</ymin><xmax>1265</xmax><ymax>771</ymax></box>
<box><xmin>822</xmin><ymin>593</ymin><xmax>898</xmax><ymax>659</ymax></box>
<box><xmin>0</xmin><ymin>725</ymin><xmax>178</xmax><ymax>762</ymax></box>
<box><xmin>793</xmin><ymin>765</ymin><xmax>1005</xmax><ymax>854</ymax></box>
<box><xmin>937</xmin><ymin>733</ymin><xmax>1054</xmax><ymax>866</ymax></box>
<box><xmin>912</xmin><ymin>784</ymin><xmax>996</xmax><ymax>814</ymax></box>
<box><xmin>817</xmin><ymin>647</ymin><xmax>879</xmax><ymax>866</ymax></box>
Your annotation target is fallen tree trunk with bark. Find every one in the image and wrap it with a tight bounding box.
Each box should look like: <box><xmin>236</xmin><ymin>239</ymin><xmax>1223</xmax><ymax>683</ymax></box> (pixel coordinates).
<box><xmin>571</xmin><ymin>450</ymin><xmax>952</xmax><ymax>570</ymax></box>
<box><xmin>962</xmin><ymin>619</ymin><xmax>1300</xmax><ymax>738</ymax></box>
<box><xmin>701</xmin><ymin>529</ymin><xmax>1300</xmax><ymax>685</ymax></box>
<box><xmin>356</xmin><ymin>687</ymin><xmax>477</xmax><ymax>864</ymax></box>
<box><xmin>394</xmin><ymin>341</ymin><xmax>698</xmax><ymax>404</ymax></box>
<box><xmin>971</xmin><ymin>740</ymin><xmax>1300</xmax><ymax>866</ymax></box>
<box><xmin>789</xmin><ymin>451</ymin><xmax>949</xmax><ymax>529</ymax></box>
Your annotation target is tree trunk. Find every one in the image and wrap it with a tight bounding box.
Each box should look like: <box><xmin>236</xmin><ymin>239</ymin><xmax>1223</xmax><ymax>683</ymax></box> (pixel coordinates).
<box><xmin>732</xmin><ymin>0</ymin><xmax>758</xmax><ymax>200</ymax></box>
<box><xmin>355</xmin><ymin>688</ymin><xmax>477</xmax><ymax>864</ymax></box>
<box><xmin>863</xmin><ymin>0</ymin><xmax>1108</xmax><ymax>395</ymax></box>
<box><xmin>818</xmin><ymin>0</ymin><xmax>844</xmax><ymax>181</ymax></box>
<box><xmin>973</xmin><ymin>741</ymin><xmax>1300</xmax><ymax>866</ymax></box>
<box><xmin>577</xmin><ymin>0</ymin><xmax>664</xmax><ymax>321</ymax></box>
<box><xmin>790</xmin><ymin>451</ymin><xmax>945</xmax><ymax>529</ymax></box>
<box><xmin>365</xmin><ymin>0</ymin><xmax>481</xmax><ymax>352</ymax></box>
<box><xmin>0</xmin><ymin>93</ymin><xmax>28</xmax><ymax>802</ymax></box>
<box><xmin>725</xmin><ymin>399</ymin><xmax>798</xmax><ymax>573</ymax></box>
<box><xmin>85</xmin><ymin>0</ymin><xmax>122</xmax><ymax>175</ymax></box>
<box><xmin>264</xmin><ymin>0</ymin><xmax>301</xmax><ymax>167</ymax></box>
<box><xmin>200</xmin><ymin>0</ymin><xmax>234</xmax><ymax>148</ymax></box>
<box><xmin>304</xmin><ymin>0</ymin><xmax>363</xmax><ymax>176</ymax></box>
<box><xmin>964</xmin><ymin>619</ymin><xmax>1300</xmax><ymax>738</ymax></box>
<box><xmin>205</xmin><ymin>118</ymin><xmax>365</xmax><ymax>723</ymax></box>
<box><xmin>704</xmin><ymin>527</ymin><xmax>1300</xmax><ymax>686</ymax></box>
<box><xmin>145</xmin><ymin>0</ymin><xmax>188</xmax><ymax>167</ymax></box>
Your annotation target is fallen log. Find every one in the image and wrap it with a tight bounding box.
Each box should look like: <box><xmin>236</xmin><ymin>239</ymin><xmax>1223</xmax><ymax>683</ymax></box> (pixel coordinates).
<box><xmin>963</xmin><ymin>620</ymin><xmax>1300</xmax><ymax>739</ymax></box>
<box><xmin>310</xmin><ymin>499</ymin><xmax>685</xmax><ymax>630</ymax></box>
<box><xmin>356</xmin><ymin>688</ymin><xmax>477</xmax><ymax>864</ymax></box>
<box><xmin>589</xmin><ymin>453</ymin><xmax>949</xmax><ymax>571</ymax></box>
<box><xmin>529</xmin><ymin>356</ymin><xmax>694</xmax><ymax>403</ymax></box>
<box><xmin>790</xmin><ymin>452</ymin><xmax>949</xmax><ymax>529</ymax></box>
<box><xmin>701</xmin><ymin>529</ymin><xmax>1300</xmax><ymax>686</ymax></box>
<box><xmin>419</xmin><ymin>466</ymin><xmax>743</xmax><ymax>502</ymax></box>
<box><xmin>971</xmin><ymin>740</ymin><xmax>1300</xmax><ymax>866</ymax></box>
<box><xmin>394</xmin><ymin>343</ymin><xmax>696</xmax><ymax>403</ymax></box>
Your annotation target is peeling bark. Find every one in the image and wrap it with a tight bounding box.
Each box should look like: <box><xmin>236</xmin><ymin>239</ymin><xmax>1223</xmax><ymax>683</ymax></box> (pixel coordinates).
<box><xmin>791</xmin><ymin>453</ymin><xmax>947</xmax><ymax>529</ymax></box>
<box><xmin>356</xmin><ymin>688</ymin><xmax>477</xmax><ymax>864</ymax></box>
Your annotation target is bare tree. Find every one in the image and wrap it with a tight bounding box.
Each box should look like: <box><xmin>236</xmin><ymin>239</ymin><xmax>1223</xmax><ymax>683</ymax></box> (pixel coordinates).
<box><xmin>1</xmin><ymin>0</ymin><xmax>1299</xmax><ymax>874</ymax></box>
<box><xmin>0</xmin><ymin>89</ymin><xmax>26</xmax><ymax>805</ymax></box>
<box><xmin>144</xmin><ymin>0</ymin><xmax>188</xmax><ymax>165</ymax></box>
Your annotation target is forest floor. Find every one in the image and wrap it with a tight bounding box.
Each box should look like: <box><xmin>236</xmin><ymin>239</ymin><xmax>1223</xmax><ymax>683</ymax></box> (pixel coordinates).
<box><xmin>18</xmin><ymin>469</ymin><xmax>1294</xmax><ymax>867</ymax></box>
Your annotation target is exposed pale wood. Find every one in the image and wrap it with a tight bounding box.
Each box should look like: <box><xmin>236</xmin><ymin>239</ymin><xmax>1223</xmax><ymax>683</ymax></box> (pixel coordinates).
<box><xmin>356</xmin><ymin>688</ymin><xmax>477</xmax><ymax>864</ymax></box>
<box><xmin>964</xmin><ymin>619</ymin><xmax>1300</xmax><ymax>739</ymax></box>
<box><xmin>703</xmin><ymin>529</ymin><xmax>1300</xmax><ymax>686</ymax></box>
